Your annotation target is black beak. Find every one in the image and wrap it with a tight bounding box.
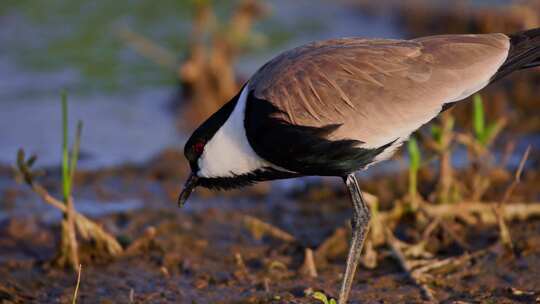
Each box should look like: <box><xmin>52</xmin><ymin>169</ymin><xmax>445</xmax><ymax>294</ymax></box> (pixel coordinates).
<box><xmin>178</xmin><ymin>172</ymin><xmax>199</xmax><ymax>207</ymax></box>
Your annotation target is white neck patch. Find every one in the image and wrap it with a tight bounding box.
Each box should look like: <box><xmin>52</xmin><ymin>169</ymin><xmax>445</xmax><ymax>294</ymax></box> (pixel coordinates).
<box><xmin>197</xmin><ymin>84</ymin><xmax>272</xmax><ymax>178</ymax></box>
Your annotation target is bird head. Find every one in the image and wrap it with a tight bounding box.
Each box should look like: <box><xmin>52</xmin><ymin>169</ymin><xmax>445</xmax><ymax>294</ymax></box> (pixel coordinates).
<box><xmin>178</xmin><ymin>86</ymin><xmax>253</xmax><ymax>207</ymax></box>
<box><xmin>177</xmin><ymin>135</ymin><xmax>205</xmax><ymax>207</ymax></box>
<box><xmin>177</xmin><ymin>99</ymin><xmax>234</xmax><ymax>207</ymax></box>
<box><xmin>177</xmin><ymin>84</ymin><xmax>293</xmax><ymax>207</ymax></box>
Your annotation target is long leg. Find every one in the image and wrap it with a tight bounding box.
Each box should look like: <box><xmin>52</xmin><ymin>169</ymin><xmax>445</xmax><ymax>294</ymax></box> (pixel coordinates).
<box><xmin>338</xmin><ymin>173</ymin><xmax>371</xmax><ymax>304</ymax></box>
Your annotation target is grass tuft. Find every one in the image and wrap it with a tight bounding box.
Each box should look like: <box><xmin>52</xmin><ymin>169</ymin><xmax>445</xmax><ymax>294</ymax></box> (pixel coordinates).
<box><xmin>61</xmin><ymin>91</ymin><xmax>83</xmax><ymax>202</ymax></box>
<box><xmin>472</xmin><ymin>94</ymin><xmax>503</xmax><ymax>147</ymax></box>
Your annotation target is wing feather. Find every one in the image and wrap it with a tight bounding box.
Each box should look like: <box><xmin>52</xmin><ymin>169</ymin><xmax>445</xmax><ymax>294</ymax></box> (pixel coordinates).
<box><xmin>250</xmin><ymin>34</ymin><xmax>510</xmax><ymax>148</ymax></box>
<box><xmin>245</xmin><ymin>34</ymin><xmax>510</xmax><ymax>175</ymax></box>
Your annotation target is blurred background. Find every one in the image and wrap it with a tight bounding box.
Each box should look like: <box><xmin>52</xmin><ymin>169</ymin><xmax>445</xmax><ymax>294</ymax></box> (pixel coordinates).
<box><xmin>0</xmin><ymin>0</ymin><xmax>402</xmax><ymax>168</ymax></box>
<box><xmin>0</xmin><ymin>0</ymin><xmax>539</xmax><ymax>303</ymax></box>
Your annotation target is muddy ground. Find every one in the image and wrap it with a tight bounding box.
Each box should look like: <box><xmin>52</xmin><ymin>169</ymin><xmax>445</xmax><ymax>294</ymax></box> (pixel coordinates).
<box><xmin>0</xmin><ymin>147</ymin><xmax>539</xmax><ymax>304</ymax></box>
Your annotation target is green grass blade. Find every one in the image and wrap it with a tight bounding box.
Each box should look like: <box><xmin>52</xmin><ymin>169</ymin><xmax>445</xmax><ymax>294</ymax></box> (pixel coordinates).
<box><xmin>408</xmin><ymin>137</ymin><xmax>421</xmax><ymax>172</ymax></box>
<box><xmin>69</xmin><ymin>121</ymin><xmax>83</xmax><ymax>188</ymax></box>
<box><xmin>407</xmin><ymin>137</ymin><xmax>421</xmax><ymax>200</ymax></box>
<box><xmin>484</xmin><ymin>119</ymin><xmax>506</xmax><ymax>147</ymax></box>
<box><xmin>61</xmin><ymin>91</ymin><xmax>70</xmax><ymax>202</ymax></box>
<box><xmin>430</xmin><ymin>125</ymin><xmax>442</xmax><ymax>144</ymax></box>
<box><xmin>473</xmin><ymin>94</ymin><xmax>485</xmax><ymax>143</ymax></box>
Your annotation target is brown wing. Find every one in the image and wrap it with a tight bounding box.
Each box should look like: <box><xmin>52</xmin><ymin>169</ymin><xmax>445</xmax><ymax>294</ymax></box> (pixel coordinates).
<box><xmin>249</xmin><ymin>34</ymin><xmax>510</xmax><ymax>148</ymax></box>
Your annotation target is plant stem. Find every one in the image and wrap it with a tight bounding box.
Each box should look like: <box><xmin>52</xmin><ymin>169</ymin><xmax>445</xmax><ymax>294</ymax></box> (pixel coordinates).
<box><xmin>61</xmin><ymin>91</ymin><xmax>70</xmax><ymax>202</ymax></box>
<box><xmin>60</xmin><ymin>91</ymin><xmax>80</xmax><ymax>269</ymax></box>
<box><xmin>436</xmin><ymin>112</ymin><xmax>454</xmax><ymax>204</ymax></box>
<box><xmin>473</xmin><ymin>94</ymin><xmax>485</xmax><ymax>144</ymax></box>
<box><xmin>72</xmin><ymin>264</ymin><xmax>82</xmax><ymax>304</ymax></box>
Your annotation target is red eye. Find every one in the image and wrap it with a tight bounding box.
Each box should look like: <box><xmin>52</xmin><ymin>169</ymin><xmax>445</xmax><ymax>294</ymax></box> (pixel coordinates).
<box><xmin>194</xmin><ymin>142</ymin><xmax>205</xmax><ymax>154</ymax></box>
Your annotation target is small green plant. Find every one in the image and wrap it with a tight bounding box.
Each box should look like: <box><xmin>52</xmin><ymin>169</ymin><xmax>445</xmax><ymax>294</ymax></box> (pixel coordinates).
<box><xmin>407</xmin><ymin>137</ymin><xmax>421</xmax><ymax>208</ymax></box>
<box><xmin>472</xmin><ymin>94</ymin><xmax>503</xmax><ymax>147</ymax></box>
<box><xmin>460</xmin><ymin>94</ymin><xmax>506</xmax><ymax>200</ymax></box>
<box><xmin>312</xmin><ymin>291</ymin><xmax>337</xmax><ymax>304</ymax></box>
<box><xmin>15</xmin><ymin>91</ymin><xmax>123</xmax><ymax>270</ymax></box>
<box><xmin>57</xmin><ymin>91</ymin><xmax>84</xmax><ymax>269</ymax></box>
<box><xmin>61</xmin><ymin>91</ymin><xmax>83</xmax><ymax>202</ymax></box>
<box><xmin>430</xmin><ymin>116</ymin><xmax>454</xmax><ymax>147</ymax></box>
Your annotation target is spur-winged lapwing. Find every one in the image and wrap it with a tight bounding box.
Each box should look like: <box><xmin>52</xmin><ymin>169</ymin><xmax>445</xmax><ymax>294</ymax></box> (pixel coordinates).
<box><xmin>178</xmin><ymin>28</ymin><xmax>540</xmax><ymax>303</ymax></box>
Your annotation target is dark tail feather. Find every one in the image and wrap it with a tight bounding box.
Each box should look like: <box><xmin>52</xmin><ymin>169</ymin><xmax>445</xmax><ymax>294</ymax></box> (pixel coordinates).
<box><xmin>491</xmin><ymin>27</ymin><xmax>540</xmax><ymax>82</ymax></box>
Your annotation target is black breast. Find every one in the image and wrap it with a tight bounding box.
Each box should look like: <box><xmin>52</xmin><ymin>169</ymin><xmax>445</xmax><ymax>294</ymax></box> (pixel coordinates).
<box><xmin>244</xmin><ymin>90</ymin><xmax>394</xmax><ymax>177</ymax></box>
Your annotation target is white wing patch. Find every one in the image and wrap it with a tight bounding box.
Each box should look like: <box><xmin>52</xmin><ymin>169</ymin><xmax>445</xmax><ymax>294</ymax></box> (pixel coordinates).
<box><xmin>197</xmin><ymin>84</ymin><xmax>273</xmax><ymax>178</ymax></box>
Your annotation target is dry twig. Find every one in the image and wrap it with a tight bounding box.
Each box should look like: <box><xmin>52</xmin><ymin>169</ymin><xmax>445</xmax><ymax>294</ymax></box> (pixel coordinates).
<box><xmin>314</xmin><ymin>227</ymin><xmax>348</xmax><ymax>266</ymax></box>
<box><xmin>72</xmin><ymin>264</ymin><xmax>82</xmax><ymax>304</ymax></box>
<box><xmin>385</xmin><ymin>228</ymin><xmax>436</xmax><ymax>302</ymax></box>
<box><xmin>495</xmin><ymin>145</ymin><xmax>531</xmax><ymax>250</ymax></box>
<box><xmin>439</xmin><ymin>220</ymin><xmax>470</xmax><ymax>250</ymax></box>
<box><xmin>243</xmin><ymin>215</ymin><xmax>295</xmax><ymax>242</ymax></box>
<box><xmin>435</xmin><ymin>112</ymin><xmax>455</xmax><ymax>204</ymax></box>
<box><xmin>115</xmin><ymin>26</ymin><xmax>177</xmax><ymax>70</ymax></box>
<box><xmin>422</xmin><ymin>202</ymin><xmax>540</xmax><ymax>224</ymax></box>
<box><xmin>124</xmin><ymin>226</ymin><xmax>157</xmax><ymax>256</ymax></box>
<box><xmin>300</xmin><ymin>248</ymin><xmax>318</xmax><ymax>278</ymax></box>
<box><xmin>16</xmin><ymin>151</ymin><xmax>123</xmax><ymax>257</ymax></box>
<box><xmin>411</xmin><ymin>250</ymin><xmax>487</xmax><ymax>278</ymax></box>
